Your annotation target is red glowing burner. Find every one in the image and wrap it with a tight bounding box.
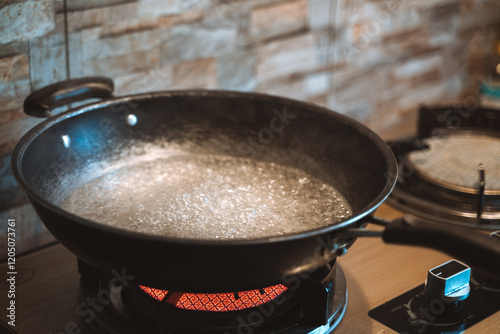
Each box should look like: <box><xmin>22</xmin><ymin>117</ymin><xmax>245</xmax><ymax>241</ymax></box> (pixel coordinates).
<box><xmin>139</xmin><ymin>284</ymin><xmax>288</xmax><ymax>312</ymax></box>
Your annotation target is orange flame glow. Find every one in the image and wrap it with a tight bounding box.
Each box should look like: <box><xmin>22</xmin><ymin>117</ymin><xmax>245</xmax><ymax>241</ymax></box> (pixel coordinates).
<box><xmin>139</xmin><ymin>284</ymin><xmax>288</xmax><ymax>312</ymax></box>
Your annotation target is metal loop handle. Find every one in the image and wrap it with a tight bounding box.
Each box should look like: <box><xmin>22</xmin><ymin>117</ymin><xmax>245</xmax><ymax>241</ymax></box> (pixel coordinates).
<box><xmin>23</xmin><ymin>77</ymin><xmax>114</xmax><ymax>118</ymax></box>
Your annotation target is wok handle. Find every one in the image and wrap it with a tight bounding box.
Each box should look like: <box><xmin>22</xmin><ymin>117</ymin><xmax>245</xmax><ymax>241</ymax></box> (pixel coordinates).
<box><xmin>382</xmin><ymin>215</ymin><xmax>500</xmax><ymax>280</ymax></box>
<box><xmin>24</xmin><ymin>77</ymin><xmax>114</xmax><ymax>118</ymax></box>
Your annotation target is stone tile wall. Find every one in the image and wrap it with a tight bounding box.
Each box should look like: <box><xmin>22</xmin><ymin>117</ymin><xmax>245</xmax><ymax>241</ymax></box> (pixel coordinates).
<box><xmin>1</xmin><ymin>0</ymin><xmax>500</xmax><ymax>259</ymax></box>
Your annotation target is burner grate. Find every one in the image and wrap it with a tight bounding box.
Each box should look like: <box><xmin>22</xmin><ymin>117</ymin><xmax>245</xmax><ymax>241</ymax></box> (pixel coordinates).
<box><xmin>139</xmin><ymin>284</ymin><xmax>288</xmax><ymax>312</ymax></box>
<box><xmin>77</xmin><ymin>261</ymin><xmax>347</xmax><ymax>334</ymax></box>
<box><xmin>387</xmin><ymin>105</ymin><xmax>500</xmax><ymax>228</ymax></box>
<box><xmin>408</xmin><ymin>134</ymin><xmax>500</xmax><ymax>194</ymax></box>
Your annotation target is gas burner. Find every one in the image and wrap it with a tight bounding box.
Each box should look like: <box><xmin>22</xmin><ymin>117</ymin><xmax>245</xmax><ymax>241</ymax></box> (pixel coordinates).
<box><xmin>77</xmin><ymin>260</ymin><xmax>347</xmax><ymax>334</ymax></box>
<box><xmin>387</xmin><ymin>105</ymin><xmax>500</xmax><ymax>229</ymax></box>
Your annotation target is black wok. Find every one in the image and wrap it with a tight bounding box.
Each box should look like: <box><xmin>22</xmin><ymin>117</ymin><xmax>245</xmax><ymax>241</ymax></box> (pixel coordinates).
<box><xmin>12</xmin><ymin>77</ymin><xmax>500</xmax><ymax>291</ymax></box>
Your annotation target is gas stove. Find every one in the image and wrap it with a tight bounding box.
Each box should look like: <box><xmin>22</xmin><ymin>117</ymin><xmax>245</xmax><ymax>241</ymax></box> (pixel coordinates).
<box><xmin>1</xmin><ymin>204</ymin><xmax>500</xmax><ymax>334</ymax></box>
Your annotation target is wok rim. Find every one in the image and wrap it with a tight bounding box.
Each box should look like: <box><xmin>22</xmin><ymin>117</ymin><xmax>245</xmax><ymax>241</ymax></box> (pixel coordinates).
<box><xmin>12</xmin><ymin>89</ymin><xmax>398</xmax><ymax>246</ymax></box>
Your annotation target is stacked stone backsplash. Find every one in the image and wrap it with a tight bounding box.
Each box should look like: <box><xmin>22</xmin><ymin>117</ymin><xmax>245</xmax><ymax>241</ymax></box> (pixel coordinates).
<box><xmin>1</xmin><ymin>0</ymin><xmax>500</xmax><ymax>259</ymax></box>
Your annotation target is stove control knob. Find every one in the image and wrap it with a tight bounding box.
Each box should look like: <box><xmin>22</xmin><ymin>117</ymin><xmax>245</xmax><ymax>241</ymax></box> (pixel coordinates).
<box><xmin>426</xmin><ymin>259</ymin><xmax>471</xmax><ymax>311</ymax></box>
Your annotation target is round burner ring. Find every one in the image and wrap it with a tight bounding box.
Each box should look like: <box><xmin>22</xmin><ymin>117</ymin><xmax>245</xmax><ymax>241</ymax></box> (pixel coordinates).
<box><xmin>386</xmin><ymin>187</ymin><xmax>500</xmax><ymax>230</ymax></box>
<box><xmin>407</xmin><ymin>133</ymin><xmax>500</xmax><ymax>195</ymax></box>
<box><xmin>388</xmin><ymin>130</ymin><xmax>500</xmax><ymax>230</ymax></box>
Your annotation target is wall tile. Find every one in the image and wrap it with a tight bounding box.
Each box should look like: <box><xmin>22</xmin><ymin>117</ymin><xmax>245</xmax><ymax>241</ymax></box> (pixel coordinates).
<box><xmin>306</xmin><ymin>93</ymin><xmax>327</xmax><ymax>106</ymax></box>
<box><xmin>159</xmin><ymin>10</ymin><xmax>204</xmax><ymax>27</ymax></box>
<box><xmin>161</xmin><ymin>24</ymin><xmax>238</xmax><ymax>65</ymax></box>
<box><xmin>305</xmin><ymin>71</ymin><xmax>330</xmax><ymax>96</ymax></box>
<box><xmin>329</xmin><ymin>65</ymin><xmax>391</xmax><ymax>118</ymax></box>
<box><xmin>114</xmin><ymin>65</ymin><xmax>173</xmax><ymax>94</ymax></box>
<box><xmin>137</xmin><ymin>0</ymin><xmax>181</xmax><ymax>18</ymax></box>
<box><xmin>0</xmin><ymin>55</ymin><xmax>30</xmax><ymax>83</ymax></box>
<box><xmin>200</xmin><ymin>1</ymin><xmax>249</xmax><ymax>33</ymax></box>
<box><xmin>172</xmin><ymin>58</ymin><xmax>217</xmax><ymax>89</ymax></box>
<box><xmin>66</xmin><ymin>2</ymin><xmax>139</xmax><ymax>31</ymax></box>
<box><xmin>217</xmin><ymin>49</ymin><xmax>257</xmax><ymax>91</ymax></box>
<box><xmin>257</xmin><ymin>70</ymin><xmax>329</xmax><ymax>101</ymax></box>
<box><xmin>0</xmin><ymin>99</ymin><xmax>27</xmax><ymax>121</ymax></box>
<box><xmin>250</xmin><ymin>0</ymin><xmax>308</xmax><ymax>41</ymax></box>
<box><xmin>258</xmin><ymin>77</ymin><xmax>307</xmax><ymax>100</ymax></box>
<box><xmin>83</xmin><ymin>28</ymin><xmax>161</xmax><ymax>61</ymax></box>
<box><xmin>0</xmin><ymin>50</ymin><xmax>30</xmax><ymax>115</ymax></box>
<box><xmin>327</xmin><ymin>92</ymin><xmax>373</xmax><ymax>120</ymax></box>
<box><xmin>0</xmin><ymin>0</ymin><xmax>55</xmax><ymax>44</ymax></box>
<box><xmin>393</xmin><ymin>54</ymin><xmax>444</xmax><ymax>79</ymax></box>
<box><xmin>29</xmin><ymin>42</ymin><xmax>67</xmax><ymax>90</ymax></box>
<box><xmin>68</xmin><ymin>32</ymin><xmax>84</xmax><ymax>78</ymax></box>
<box><xmin>178</xmin><ymin>0</ymin><xmax>213</xmax><ymax>13</ymax></box>
<box><xmin>257</xmin><ymin>33</ymin><xmax>317</xmax><ymax>81</ymax></box>
<box><xmin>403</xmin><ymin>0</ymin><xmax>461</xmax><ymax>11</ymax></box>
<box><xmin>59</xmin><ymin>0</ymin><xmax>135</xmax><ymax>12</ymax></box>
<box><xmin>395</xmin><ymin>81</ymin><xmax>448</xmax><ymax>110</ymax></box>
<box><xmin>84</xmin><ymin>47</ymin><xmax>161</xmax><ymax>77</ymax></box>
<box><xmin>0</xmin><ymin>79</ymin><xmax>31</xmax><ymax>109</ymax></box>
<box><xmin>308</xmin><ymin>0</ymin><xmax>331</xmax><ymax>29</ymax></box>
<box><xmin>0</xmin><ymin>41</ymin><xmax>29</xmax><ymax>59</ymax></box>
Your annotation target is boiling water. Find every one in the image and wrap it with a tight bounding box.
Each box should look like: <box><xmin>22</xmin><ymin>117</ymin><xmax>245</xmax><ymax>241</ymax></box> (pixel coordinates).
<box><xmin>63</xmin><ymin>152</ymin><xmax>352</xmax><ymax>240</ymax></box>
